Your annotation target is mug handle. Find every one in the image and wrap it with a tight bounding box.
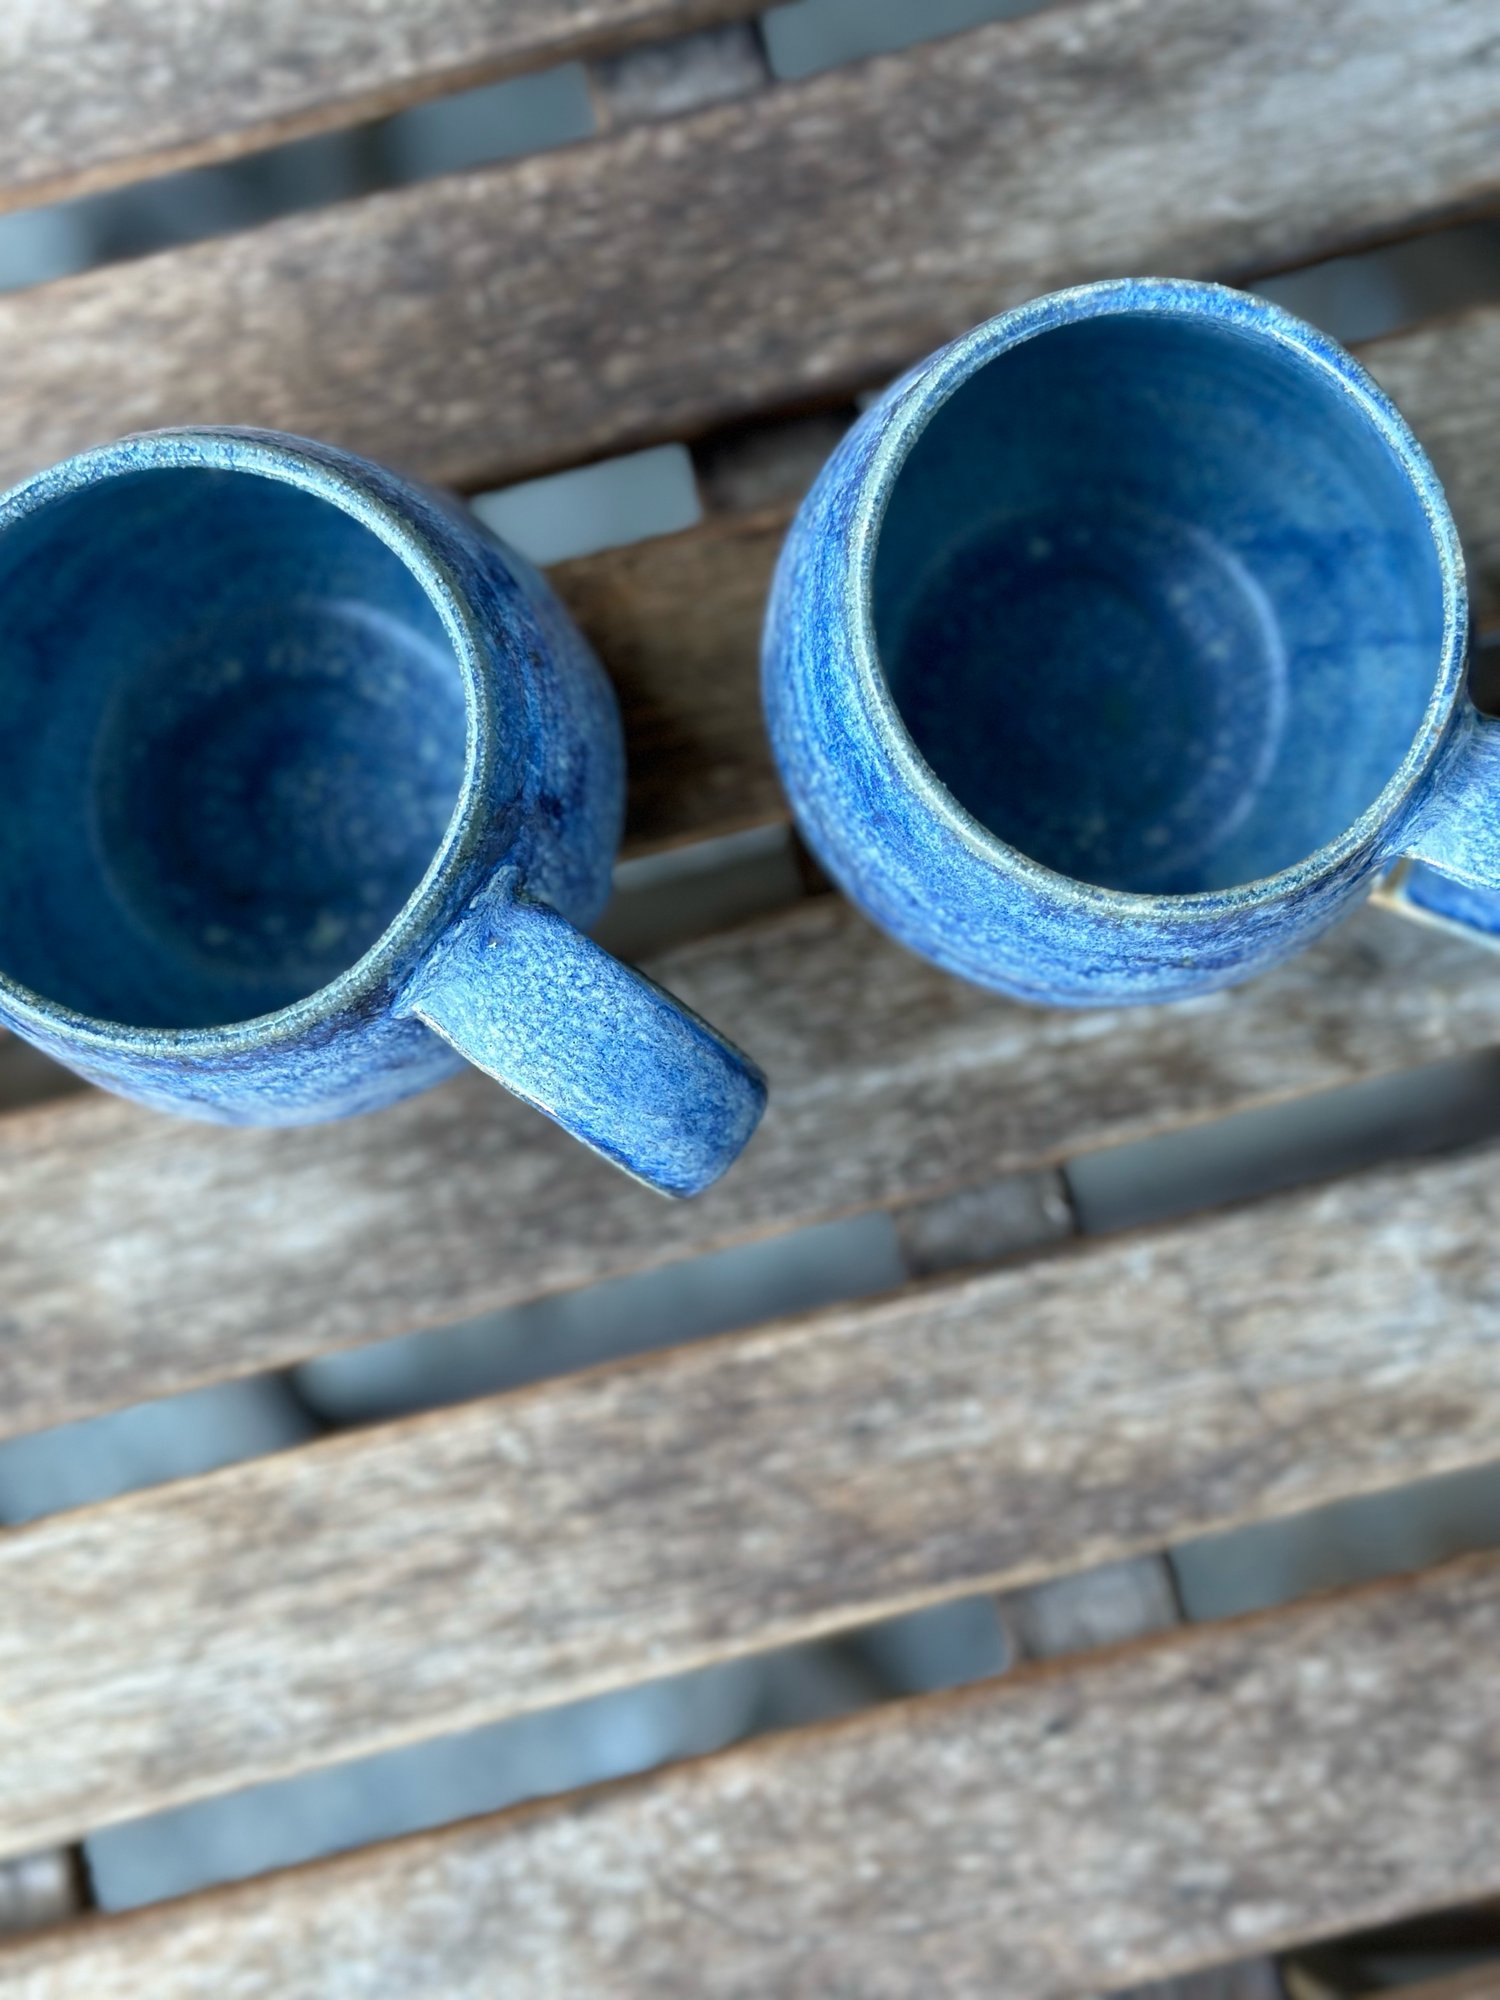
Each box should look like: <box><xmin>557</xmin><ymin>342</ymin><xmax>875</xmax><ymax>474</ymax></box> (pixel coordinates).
<box><xmin>399</xmin><ymin>874</ymin><xmax>767</xmax><ymax>1198</ymax></box>
<box><xmin>1391</xmin><ymin>706</ymin><xmax>1500</xmax><ymax>932</ymax></box>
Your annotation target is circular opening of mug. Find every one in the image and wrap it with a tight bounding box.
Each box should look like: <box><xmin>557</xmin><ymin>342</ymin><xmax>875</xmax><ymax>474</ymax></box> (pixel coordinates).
<box><xmin>870</xmin><ymin>305</ymin><xmax>1451</xmax><ymax>895</ymax></box>
<box><xmin>0</xmin><ymin>464</ymin><xmax>471</xmax><ymax>1029</ymax></box>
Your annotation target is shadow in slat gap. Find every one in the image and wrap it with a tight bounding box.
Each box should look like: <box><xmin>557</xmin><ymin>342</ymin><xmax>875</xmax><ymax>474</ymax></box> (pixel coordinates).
<box><xmin>1257</xmin><ymin>220</ymin><xmax>1500</xmax><ymax>345</ymax></box>
<box><xmin>0</xmin><ymin>0</ymin><xmax>1053</xmax><ymax>293</ymax></box>
<box><xmin>0</xmin><ymin>1379</ymin><xmax>324</xmax><ymax>1529</ymax></box>
<box><xmin>0</xmin><ymin>65</ymin><xmax>594</xmax><ymax>292</ymax></box>
<box><xmin>1283</xmin><ymin>1898</ymin><xmax>1500</xmax><ymax>1998</ymax></box>
<box><xmin>9</xmin><ymin>1055</ymin><xmax>1500</xmax><ymax>1904</ymax></box>
<box><xmin>1173</xmin><ymin>1460</ymin><xmax>1500</xmax><ymax>1626</ymax></box>
<box><xmin>76</xmin><ymin>1435</ymin><xmax>1500</xmax><ymax>1916</ymax></box>
<box><xmin>1066</xmin><ymin>1046</ymin><xmax>1500</xmax><ymax>1236</ymax></box>
<box><xmin>7</xmin><ymin>1024</ymin><xmax>1500</xmax><ymax>1516</ymax></box>
<box><xmin>79</xmin><ymin>1588</ymin><xmax>1012</xmax><ymax>1911</ymax></box>
<box><xmin>0</xmin><ymin>1847</ymin><xmax>87</xmax><ymax>1939</ymax></box>
<box><xmin>760</xmin><ymin>0</ymin><xmax>1048</xmax><ymax>80</ymax></box>
<box><xmin>1112</xmin><ymin>1957</ymin><xmax>1287</xmax><ymax>2000</ymax></box>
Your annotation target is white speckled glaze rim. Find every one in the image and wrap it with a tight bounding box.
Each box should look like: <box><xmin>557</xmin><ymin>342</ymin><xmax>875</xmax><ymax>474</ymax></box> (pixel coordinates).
<box><xmin>0</xmin><ymin>426</ymin><xmax>520</xmax><ymax>1052</ymax></box>
<box><xmin>848</xmin><ymin>276</ymin><xmax>1470</xmax><ymax>918</ymax></box>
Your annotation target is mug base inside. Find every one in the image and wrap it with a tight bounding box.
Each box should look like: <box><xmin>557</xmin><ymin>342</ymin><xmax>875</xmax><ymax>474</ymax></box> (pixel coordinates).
<box><xmin>870</xmin><ymin>306</ymin><xmax>1449</xmax><ymax>897</ymax></box>
<box><xmin>95</xmin><ymin>593</ymin><xmax>467</xmax><ymax>1021</ymax></box>
<box><xmin>885</xmin><ymin>497</ymin><xmax>1287</xmax><ymax>893</ymax></box>
<box><xmin>0</xmin><ymin>464</ymin><xmax>470</xmax><ymax>1030</ymax></box>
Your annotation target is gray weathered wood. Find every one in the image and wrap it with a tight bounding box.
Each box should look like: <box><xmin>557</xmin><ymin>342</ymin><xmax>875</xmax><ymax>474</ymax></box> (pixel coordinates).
<box><xmin>0</xmin><ymin>1</ymin><xmax>762</xmax><ymax>213</ymax></box>
<box><xmin>1286</xmin><ymin>1968</ymin><xmax>1500</xmax><ymax>2000</ymax></box>
<box><xmin>6</xmin><ymin>1137</ymin><xmax>1500</xmax><ymax>1850</ymax></box>
<box><xmin>998</xmin><ymin>1556</ymin><xmax>1182</xmax><ymax>1663</ymax></box>
<box><xmin>893</xmin><ymin>1168</ymin><xmax>1075</xmax><ymax>1279</ymax></box>
<box><xmin>0</xmin><ymin>1852</ymin><xmax>83</xmax><ymax>1937</ymax></box>
<box><xmin>587</xmin><ymin>19</ymin><xmax>769</xmax><ymax>128</ymax></box>
<box><xmin>0</xmin><ymin>0</ymin><xmax>1493</xmax><ymax>494</ymax></box>
<box><xmin>6</xmin><ymin>1554</ymin><xmax>1500</xmax><ymax>1996</ymax></box>
<box><xmin>4</xmin><ymin>895</ymin><xmax>1500</xmax><ymax>1442</ymax></box>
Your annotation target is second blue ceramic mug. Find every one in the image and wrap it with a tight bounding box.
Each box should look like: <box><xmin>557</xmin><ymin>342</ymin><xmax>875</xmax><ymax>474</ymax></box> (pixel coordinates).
<box><xmin>0</xmin><ymin>428</ymin><xmax>765</xmax><ymax>1196</ymax></box>
<box><xmin>765</xmin><ymin>278</ymin><xmax>1498</xmax><ymax>1005</ymax></box>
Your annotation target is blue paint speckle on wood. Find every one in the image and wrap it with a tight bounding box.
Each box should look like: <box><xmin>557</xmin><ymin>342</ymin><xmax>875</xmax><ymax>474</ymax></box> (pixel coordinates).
<box><xmin>0</xmin><ymin>426</ymin><xmax>764</xmax><ymax>1194</ymax></box>
<box><xmin>764</xmin><ymin>278</ymin><xmax>1492</xmax><ymax>1005</ymax></box>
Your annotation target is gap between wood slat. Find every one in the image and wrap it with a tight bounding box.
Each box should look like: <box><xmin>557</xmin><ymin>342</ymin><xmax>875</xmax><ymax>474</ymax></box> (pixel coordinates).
<box><xmin>3</xmin><ymin>1134</ymin><xmax>1500</xmax><ymax>1851</ymax></box>
<box><xmin>0</xmin><ymin>0</ymin><xmax>1492</xmax><ymax>493</ymax></box>
<box><xmin>0</xmin><ymin>2</ymin><xmax>766</xmax><ymax>217</ymax></box>
<box><xmin>5</xmin><ymin>1551</ymin><xmax>1500</xmax><ymax>1995</ymax></box>
<box><xmin>5</xmin><ymin>892</ymin><xmax>1500</xmax><ymax>1443</ymax></box>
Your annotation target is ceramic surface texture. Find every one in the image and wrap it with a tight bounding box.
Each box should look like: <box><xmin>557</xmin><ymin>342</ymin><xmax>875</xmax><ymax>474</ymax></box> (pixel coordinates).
<box><xmin>0</xmin><ymin>427</ymin><xmax>764</xmax><ymax>1196</ymax></box>
<box><xmin>763</xmin><ymin>278</ymin><xmax>1498</xmax><ymax>1005</ymax></box>
<box><xmin>1385</xmin><ymin>855</ymin><xmax>1500</xmax><ymax>940</ymax></box>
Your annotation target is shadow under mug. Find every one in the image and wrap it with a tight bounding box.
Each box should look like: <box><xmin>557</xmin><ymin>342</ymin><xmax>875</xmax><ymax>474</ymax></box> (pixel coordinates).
<box><xmin>0</xmin><ymin>428</ymin><xmax>765</xmax><ymax>1197</ymax></box>
<box><xmin>764</xmin><ymin>277</ymin><xmax>1497</xmax><ymax>1005</ymax></box>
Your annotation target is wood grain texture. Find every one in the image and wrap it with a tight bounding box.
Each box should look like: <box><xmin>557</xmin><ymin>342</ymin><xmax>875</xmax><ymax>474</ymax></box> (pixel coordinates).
<box><xmin>0</xmin><ymin>1</ymin><xmax>762</xmax><ymax>214</ymax></box>
<box><xmin>0</xmin><ymin>0</ymin><xmax>1494</xmax><ymax>493</ymax></box>
<box><xmin>6</xmin><ymin>895</ymin><xmax>1500</xmax><ymax>1444</ymax></box>
<box><xmin>549</xmin><ymin>506</ymin><xmax>787</xmax><ymax>851</ymax></box>
<box><xmin>7</xmin><ymin>1555</ymin><xmax>1500</xmax><ymax>1996</ymax></box>
<box><xmin>5</xmin><ymin>1133</ymin><xmax>1500</xmax><ymax>1850</ymax></box>
<box><xmin>1314</xmin><ymin>1970</ymin><xmax>1500</xmax><ymax>2000</ymax></box>
<box><xmin>0</xmin><ymin>1852</ymin><xmax>82</xmax><ymax>1938</ymax></box>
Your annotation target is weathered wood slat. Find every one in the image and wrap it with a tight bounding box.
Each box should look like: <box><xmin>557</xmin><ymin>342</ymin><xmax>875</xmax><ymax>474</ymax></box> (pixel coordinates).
<box><xmin>5</xmin><ymin>895</ymin><xmax>1500</xmax><ymax>1443</ymax></box>
<box><xmin>7</xmin><ymin>1136</ymin><xmax>1500</xmax><ymax>1851</ymax></box>
<box><xmin>0</xmin><ymin>1</ymin><xmax>763</xmax><ymax>215</ymax></box>
<box><xmin>8</xmin><ymin>1554</ymin><xmax>1500</xmax><ymax>1996</ymax></box>
<box><xmin>0</xmin><ymin>0</ymin><xmax>1494</xmax><ymax>494</ymax></box>
<box><xmin>550</xmin><ymin>504</ymin><xmax>786</xmax><ymax>851</ymax></box>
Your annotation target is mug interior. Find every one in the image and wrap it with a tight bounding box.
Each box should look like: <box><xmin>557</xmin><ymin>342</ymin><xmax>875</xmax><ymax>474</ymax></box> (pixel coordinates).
<box><xmin>0</xmin><ymin>464</ymin><xmax>469</xmax><ymax>1029</ymax></box>
<box><xmin>870</xmin><ymin>304</ymin><xmax>1450</xmax><ymax>894</ymax></box>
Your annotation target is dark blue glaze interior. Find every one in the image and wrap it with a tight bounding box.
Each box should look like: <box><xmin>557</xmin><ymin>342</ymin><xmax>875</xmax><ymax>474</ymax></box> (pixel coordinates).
<box><xmin>0</xmin><ymin>468</ymin><xmax>469</xmax><ymax>1029</ymax></box>
<box><xmin>872</xmin><ymin>312</ymin><xmax>1448</xmax><ymax>893</ymax></box>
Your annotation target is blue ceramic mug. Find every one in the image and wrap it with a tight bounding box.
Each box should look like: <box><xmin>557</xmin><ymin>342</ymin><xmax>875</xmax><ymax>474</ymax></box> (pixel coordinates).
<box><xmin>0</xmin><ymin>427</ymin><xmax>765</xmax><ymax>1196</ymax></box>
<box><xmin>764</xmin><ymin>278</ymin><xmax>1498</xmax><ymax>1005</ymax></box>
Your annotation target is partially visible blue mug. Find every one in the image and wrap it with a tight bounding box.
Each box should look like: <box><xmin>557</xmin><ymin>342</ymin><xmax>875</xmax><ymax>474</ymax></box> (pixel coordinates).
<box><xmin>764</xmin><ymin>278</ymin><xmax>1498</xmax><ymax>1005</ymax></box>
<box><xmin>0</xmin><ymin>427</ymin><xmax>765</xmax><ymax>1197</ymax></box>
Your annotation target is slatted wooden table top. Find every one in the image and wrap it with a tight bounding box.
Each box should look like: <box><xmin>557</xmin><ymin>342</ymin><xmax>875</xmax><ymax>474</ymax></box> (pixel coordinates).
<box><xmin>2</xmin><ymin>3</ymin><xmax>1500</xmax><ymax>1994</ymax></box>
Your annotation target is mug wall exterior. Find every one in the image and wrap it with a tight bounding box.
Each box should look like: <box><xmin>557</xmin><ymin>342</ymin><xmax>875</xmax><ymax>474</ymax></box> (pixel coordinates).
<box><xmin>0</xmin><ymin>429</ymin><xmax>765</xmax><ymax>1194</ymax></box>
<box><xmin>764</xmin><ymin>280</ymin><xmax>1477</xmax><ymax>1006</ymax></box>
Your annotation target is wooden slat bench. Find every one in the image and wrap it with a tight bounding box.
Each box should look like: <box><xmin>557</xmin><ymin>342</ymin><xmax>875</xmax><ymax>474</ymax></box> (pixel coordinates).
<box><xmin>2</xmin><ymin>2</ymin><xmax>1500</xmax><ymax>1993</ymax></box>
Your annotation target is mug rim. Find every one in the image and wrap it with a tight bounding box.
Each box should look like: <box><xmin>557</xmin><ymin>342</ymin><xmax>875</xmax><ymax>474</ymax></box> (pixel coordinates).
<box><xmin>846</xmin><ymin>275</ymin><xmax>1470</xmax><ymax>919</ymax></box>
<box><xmin>0</xmin><ymin>425</ymin><xmax>511</xmax><ymax>1054</ymax></box>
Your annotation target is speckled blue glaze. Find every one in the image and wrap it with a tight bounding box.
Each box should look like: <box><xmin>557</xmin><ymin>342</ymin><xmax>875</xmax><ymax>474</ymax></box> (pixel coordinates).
<box><xmin>0</xmin><ymin>428</ymin><xmax>764</xmax><ymax>1196</ymax></box>
<box><xmin>764</xmin><ymin>278</ymin><xmax>1500</xmax><ymax>1005</ymax></box>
